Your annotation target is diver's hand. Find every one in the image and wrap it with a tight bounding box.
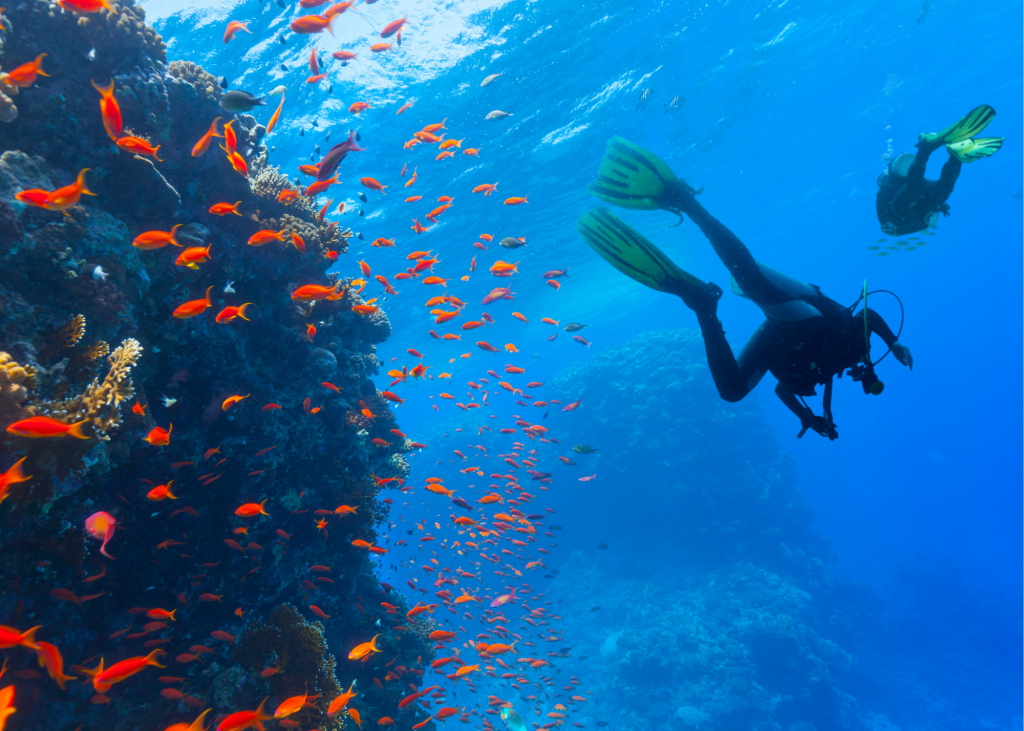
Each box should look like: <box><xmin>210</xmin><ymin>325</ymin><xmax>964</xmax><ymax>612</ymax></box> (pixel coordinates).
<box><xmin>892</xmin><ymin>341</ymin><xmax>913</xmax><ymax>370</ymax></box>
<box><xmin>798</xmin><ymin>415</ymin><xmax>838</xmax><ymax>441</ymax></box>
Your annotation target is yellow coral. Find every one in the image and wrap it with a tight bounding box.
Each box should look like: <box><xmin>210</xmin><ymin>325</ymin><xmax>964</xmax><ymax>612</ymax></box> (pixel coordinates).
<box><xmin>55</xmin><ymin>314</ymin><xmax>87</xmax><ymax>350</ymax></box>
<box><xmin>32</xmin><ymin>338</ymin><xmax>143</xmax><ymax>440</ymax></box>
<box><xmin>0</xmin><ymin>352</ymin><xmax>34</xmax><ymax>424</ymax></box>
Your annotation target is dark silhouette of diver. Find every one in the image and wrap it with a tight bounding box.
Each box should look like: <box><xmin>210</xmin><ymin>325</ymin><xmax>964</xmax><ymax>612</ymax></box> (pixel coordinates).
<box><xmin>876</xmin><ymin>105</ymin><xmax>1003</xmax><ymax>236</ymax></box>
<box><xmin>578</xmin><ymin>137</ymin><xmax>913</xmax><ymax>440</ymax></box>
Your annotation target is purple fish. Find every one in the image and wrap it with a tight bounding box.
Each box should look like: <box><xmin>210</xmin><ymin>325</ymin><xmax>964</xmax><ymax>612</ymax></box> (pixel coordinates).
<box><xmin>316</xmin><ymin>130</ymin><xmax>366</xmax><ymax>181</ymax></box>
<box><xmin>451</xmin><ymin>497</ymin><xmax>471</xmax><ymax>511</ymax></box>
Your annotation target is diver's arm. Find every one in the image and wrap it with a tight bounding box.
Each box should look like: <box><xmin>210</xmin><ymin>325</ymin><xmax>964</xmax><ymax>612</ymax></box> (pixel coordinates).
<box><xmin>774</xmin><ymin>381</ymin><xmax>831</xmax><ymax>437</ymax></box>
<box><xmin>866</xmin><ymin>308</ymin><xmax>913</xmax><ymax>369</ymax></box>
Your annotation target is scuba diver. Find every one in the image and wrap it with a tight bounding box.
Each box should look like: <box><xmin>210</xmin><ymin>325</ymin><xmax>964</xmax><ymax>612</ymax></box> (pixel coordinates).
<box><xmin>876</xmin><ymin>105</ymin><xmax>1003</xmax><ymax>235</ymax></box>
<box><xmin>577</xmin><ymin>137</ymin><xmax>912</xmax><ymax>440</ymax></box>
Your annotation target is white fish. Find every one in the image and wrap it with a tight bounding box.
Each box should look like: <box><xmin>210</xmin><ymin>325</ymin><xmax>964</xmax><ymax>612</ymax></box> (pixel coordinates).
<box><xmin>224</xmin><ymin>281</ymin><xmax>236</xmax><ymax>293</ymax></box>
<box><xmin>161</xmin><ymin>396</ymin><xmax>177</xmax><ymax>408</ymax></box>
<box><xmin>480</xmin><ymin>73</ymin><xmax>503</xmax><ymax>87</ymax></box>
<box><xmin>635</xmin><ymin>88</ymin><xmax>653</xmax><ymax>112</ymax></box>
<box><xmin>269</xmin><ymin>85</ymin><xmax>287</xmax><ymax>96</ymax></box>
<box><xmin>486</xmin><ymin>110</ymin><xmax>512</xmax><ymax>120</ymax></box>
<box><xmin>91</xmin><ymin>265</ymin><xmax>108</xmax><ymax>282</ymax></box>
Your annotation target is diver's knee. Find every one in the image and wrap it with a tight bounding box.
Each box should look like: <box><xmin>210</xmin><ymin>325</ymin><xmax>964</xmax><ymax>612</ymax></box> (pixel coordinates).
<box><xmin>716</xmin><ymin>383</ymin><xmax>748</xmax><ymax>403</ymax></box>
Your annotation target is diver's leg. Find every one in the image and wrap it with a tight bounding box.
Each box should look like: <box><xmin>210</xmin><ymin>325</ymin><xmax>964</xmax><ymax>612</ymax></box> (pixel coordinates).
<box><xmin>699</xmin><ymin>315</ymin><xmax>771</xmax><ymax>403</ymax></box>
<box><xmin>665</xmin><ymin>187</ymin><xmax>792</xmax><ymax>305</ymax></box>
<box><xmin>933</xmin><ymin>153</ymin><xmax>962</xmax><ymax>202</ymax></box>
<box><xmin>906</xmin><ymin>142</ymin><xmax>935</xmax><ymax>184</ymax></box>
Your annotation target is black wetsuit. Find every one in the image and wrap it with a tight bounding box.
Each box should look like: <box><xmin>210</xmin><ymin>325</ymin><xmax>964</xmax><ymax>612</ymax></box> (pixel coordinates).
<box><xmin>668</xmin><ymin>188</ymin><xmax>899</xmax><ymax>437</ymax></box>
<box><xmin>876</xmin><ymin>142</ymin><xmax>961</xmax><ymax>236</ymax></box>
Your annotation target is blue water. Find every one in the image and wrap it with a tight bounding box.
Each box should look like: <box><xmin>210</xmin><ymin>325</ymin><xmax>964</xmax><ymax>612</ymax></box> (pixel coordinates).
<box><xmin>150</xmin><ymin>0</ymin><xmax>1022</xmax><ymax>727</ymax></box>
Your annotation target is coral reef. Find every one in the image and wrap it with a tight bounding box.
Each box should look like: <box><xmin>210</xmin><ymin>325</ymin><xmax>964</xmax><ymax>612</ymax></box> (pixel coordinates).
<box><xmin>0</xmin><ymin>1</ymin><xmax>427</xmax><ymax>729</ymax></box>
<box><xmin>235</xmin><ymin>604</ymin><xmax>342</xmax><ymax>728</ymax></box>
<box><xmin>553</xmin><ymin>554</ymin><xmax>870</xmax><ymax>731</ymax></box>
<box><xmin>167</xmin><ymin>59</ymin><xmax>221</xmax><ymax>103</ymax></box>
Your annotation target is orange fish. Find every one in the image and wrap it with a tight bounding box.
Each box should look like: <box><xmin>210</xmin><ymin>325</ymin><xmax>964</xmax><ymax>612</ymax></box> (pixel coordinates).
<box><xmin>473</xmin><ymin>183</ymin><xmax>498</xmax><ymax>196</ymax></box>
<box><xmin>209</xmin><ymin>201</ymin><xmax>241</xmax><ymax>216</ymax></box>
<box><xmin>216</xmin><ymin>698</ymin><xmax>273</xmax><ymax>731</ymax></box>
<box><xmin>274</xmin><ymin>690</ymin><xmax>308</xmax><ymax>719</ymax></box>
<box><xmin>248</xmin><ymin>229</ymin><xmax>287</xmax><ymax>246</ymax></box>
<box><xmin>278</xmin><ymin>189</ymin><xmax>301</xmax><ymax>205</ymax></box>
<box><xmin>235</xmin><ymin>500</ymin><xmax>269</xmax><ymax>517</ymax></box>
<box><xmin>224</xmin><ymin>148</ymin><xmax>248</xmax><ymax>177</ymax></box>
<box><xmin>222</xmin><ymin>394</ymin><xmax>249</xmax><ymax>411</ymax></box>
<box><xmin>464</xmin><ymin>148</ymin><xmax>481</xmax><ymax>156</ymax></box>
<box><xmin>6</xmin><ymin>416</ymin><xmax>88</xmax><ymax>440</ymax></box>
<box><xmin>116</xmin><ymin>136</ymin><xmax>162</xmax><ymax>161</ymax></box>
<box><xmin>4</xmin><ymin>53</ymin><xmax>48</xmax><ymax>88</ymax></box>
<box><xmin>163</xmin><ymin>709</ymin><xmax>212</xmax><ymax>731</ymax></box>
<box><xmin>0</xmin><ymin>457</ymin><xmax>29</xmax><ymax>507</ymax></box>
<box><xmin>304</xmin><ymin>174</ymin><xmax>339</xmax><ymax>196</ymax></box>
<box><xmin>349</xmin><ymin>101</ymin><xmax>371</xmax><ymax>114</ymax></box>
<box><xmin>292</xmin><ymin>282</ymin><xmax>345</xmax><ymax>301</ymax></box>
<box><xmin>223</xmin><ymin>20</ymin><xmax>252</xmax><ymax>43</ymax></box>
<box><xmin>360</xmin><ymin>177</ymin><xmax>387</xmax><ymax>194</ymax></box>
<box><xmin>174</xmin><ymin>244</ymin><xmax>213</xmax><ymax>269</ymax></box>
<box><xmin>42</xmin><ymin>168</ymin><xmax>96</xmax><ymax>213</ymax></box>
<box><xmin>306</xmin><ymin>323</ymin><xmax>317</xmax><ymax>341</ymax></box>
<box><xmin>81</xmin><ymin>649</ymin><xmax>165</xmax><ymax>693</ymax></box>
<box><xmin>133</xmin><ymin>224</ymin><xmax>183</xmax><ymax>250</ymax></box>
<box><xmin>144</xmin><ymin>424</ymin><xmax>172</xmax><ymax>446</ymax></box>
<box><xmin>0</xmin><ymin>625</ymin><xmax>39</xmax><ymax>652</ymax></box>
<box><xmin>266</xmin><ymin>96</ymin><xmax>285</xmax><ymax>135</ymax></box>
<box><xmin>291</xmin><ymin>233</ymin><xmax>306</xmax><ymax>253</ymax></box>
<box><xmin>327</xmin><ymin>679</ymin><xmax>358</xmax><ymax>716</ymax></box>
<box><xmin>213</xmin><ymin>305</ymin><xmax>253</xmax><ymax>328</ymax></box>
<box><xmin>504</xmin><ymin>195</ymin><xmax>529</xmax><ymax>205</ymax></box>
<box><xmin>147</xmin><ymin>481</ymin><xmax>176</xmax><ymax>501</ymax></box>
<box><xmin>348</xmin><ymin>634</ymin><xmax>381</xmax><ymax>661</ymax></box>
<box><xmin>191</xmin><ymin>117</ymin><xmax>223</xmax><ymax>157</ymax></box>
<box><xmin>306</xmin><ymin>72</ymin><xmax>328</xmax><ymax>84</ymax></box>
<box><xmin>173</xmin><ymin>286</ymin><xmax>214</xmax><ymax>319</ymax></box>
<box><xmin>35</xmin><ymin>641</ymin><xmax>77</xmax><ymax>690</ymax></box>
<box><xmin>370</xmin><ymin>42</ymin><xmax>391</xmax><ymax>52</ymax></box>
<box><xmin>58</xmin><ymin>0</ymin><xmax>112</xmax><ymax>10</ymax></box>
<box><xmin>90</xmin><ymin>79</ymin><xmax>122</xmax><ymax>142</ymax></box>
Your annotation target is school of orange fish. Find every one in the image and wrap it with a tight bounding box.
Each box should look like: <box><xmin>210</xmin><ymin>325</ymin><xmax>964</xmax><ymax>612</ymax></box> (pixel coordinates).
<box><xmin>0</xmin><ymin>2</ymin><xmax>600</xmax><ymax>730</ymax></box>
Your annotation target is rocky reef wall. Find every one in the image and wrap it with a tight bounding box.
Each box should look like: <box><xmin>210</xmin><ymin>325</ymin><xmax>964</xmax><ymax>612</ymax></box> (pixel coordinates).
<box><xmin>0</xmin><ymin>1</ymin><xmax>432</xmax><ymax>729</ymax></box>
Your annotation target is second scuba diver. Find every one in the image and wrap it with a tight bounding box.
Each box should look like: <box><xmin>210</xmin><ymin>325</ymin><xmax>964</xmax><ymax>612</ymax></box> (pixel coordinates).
<box><xmin>876</xmin><ymin>105</ymin><xmax>1003</xmax><ymax>235</ymax></box>
<box><xmin>577</xmin><ymin>138</ymin><xmax>912</xmax><ymax>440</ymax></box>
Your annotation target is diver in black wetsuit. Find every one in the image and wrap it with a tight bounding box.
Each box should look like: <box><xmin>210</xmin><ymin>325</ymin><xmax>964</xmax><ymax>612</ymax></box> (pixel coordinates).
<box><xmin>876</xmin><ymin>105</ymin><xmax>1003</xmax><ymax>236</ymax></box>
<box><xmin>577</xmin><ymin>137</ymin><xmax>913</xmax><ymax>440</ymax></box>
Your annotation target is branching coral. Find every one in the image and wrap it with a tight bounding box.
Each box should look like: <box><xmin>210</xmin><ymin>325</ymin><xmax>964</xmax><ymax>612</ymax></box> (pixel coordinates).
<box><xmin>30</xmin><ymin>338</ymin><xmax>142</xmax><ymax>439</ymax></box>
<box><xmin>56</xmin><ymin>314</ymin><xmax>87</xmax><ymax>350</ymax></box>
<box><xmin>168</xmin><ymin>60</ymin><xmax>221</xmax><ymax>104</ymax></box>
<box><xmin>234</xmin><ymin>604</ymin><xmax>342</xmax><ymax>728</ymax></box>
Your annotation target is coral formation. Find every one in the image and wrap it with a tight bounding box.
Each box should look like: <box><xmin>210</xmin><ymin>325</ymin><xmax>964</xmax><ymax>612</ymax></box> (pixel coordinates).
<box><xmin>0</xmin><ymin>1</ymin><xmax>427</xmax><ymax>728</ymax></box>
<box><xmin>74</xmin><ymin>0</ymin><xmax>167</xmax><ymax>65</ymax></box>
<box><xmin>168</xmin><ymin>59</ymin><xmax>221</xmax><ymax>103</ymax></box>
<box><xmin>0</xmin><ymin>351</ymin><xmax>34</xmax><ymax>423</ymax></box>
<box><xmin>235</xmin><ymin>604</ymin><xmax>342</xmax><ymax>728</ymax></box>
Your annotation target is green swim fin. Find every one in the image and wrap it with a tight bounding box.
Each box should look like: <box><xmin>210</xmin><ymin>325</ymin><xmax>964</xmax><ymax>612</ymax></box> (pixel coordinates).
<box><xmin>576</xmin><ymin>207</ymin><xmax>721</xmax><ymax>313</ymax></box>
<box><xmin>946</xmin><ymin>136</ymin><xmax>1004</xmax><ymax>163</ymax></box>
<box><xmin>587</xmin><ymin>136</ymin><xmax>681</xmax><ymax>210</ymax></box>
<box><xmin>919</xmin><ymin>105</ymin><xmax>997</xmax><ymax>146</ymax></box>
